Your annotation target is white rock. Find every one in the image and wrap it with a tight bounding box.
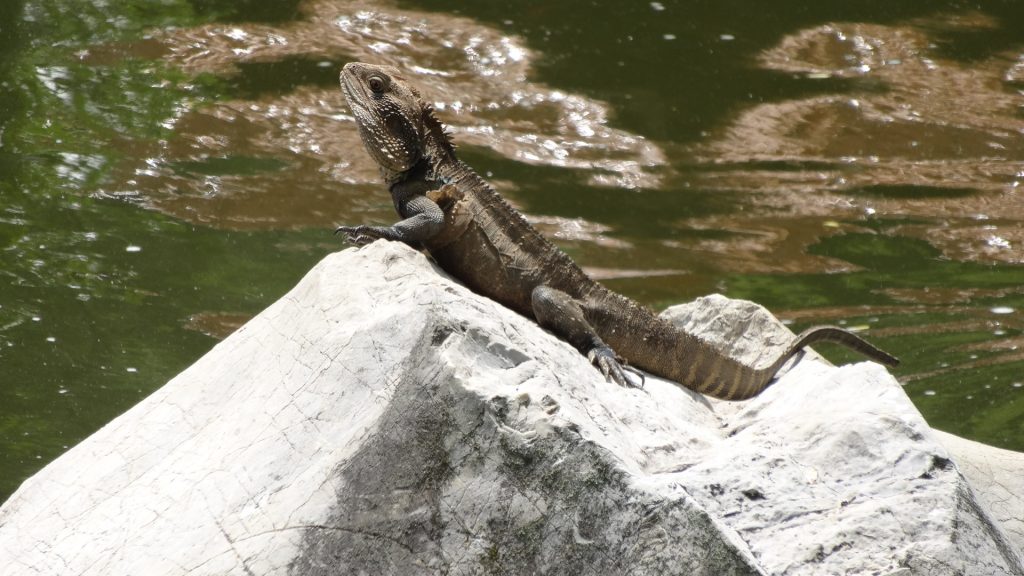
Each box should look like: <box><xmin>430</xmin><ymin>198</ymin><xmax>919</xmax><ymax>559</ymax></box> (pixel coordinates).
<box><xmin>933</xmin><ymin>430</ymin><xmax>1024</xmax><ymax>552</ymax></box>
<box><xmin>0</xmin><ymin>241</ymin><xmax>1021</xmax><ymax>575</ymax></box>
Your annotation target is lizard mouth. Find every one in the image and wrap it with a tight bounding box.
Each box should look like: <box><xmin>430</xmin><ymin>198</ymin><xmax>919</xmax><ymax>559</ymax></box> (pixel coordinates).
<box><xmin>340</xmin><ymin>72</ymin><xmax>366</xmax><ymax>114</ymax></box>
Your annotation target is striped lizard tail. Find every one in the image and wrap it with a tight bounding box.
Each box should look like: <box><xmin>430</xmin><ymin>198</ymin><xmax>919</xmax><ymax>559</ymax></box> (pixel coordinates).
<box><xmin>712</xmin><ymin>326</ymin><xmax>899</xmax><ymax>401</ymax></box>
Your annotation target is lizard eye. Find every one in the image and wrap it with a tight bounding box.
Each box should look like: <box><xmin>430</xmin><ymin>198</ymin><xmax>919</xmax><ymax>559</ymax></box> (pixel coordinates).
<box><xmin>367</xmin><ymin>75</ymin><xmax>387</xmax><ymax>94</ymax></box>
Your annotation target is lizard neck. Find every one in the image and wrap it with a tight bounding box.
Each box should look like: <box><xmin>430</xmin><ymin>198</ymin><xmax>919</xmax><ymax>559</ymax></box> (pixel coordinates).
<box><xmin>385</xmin><ymin>131</ymin><xmax>461</xmax><ymax>192</ymax></box>
<box><xmin>386</xmin><ymin>158</ymin><xmax>437</xmax><ymax>197</ymax></box>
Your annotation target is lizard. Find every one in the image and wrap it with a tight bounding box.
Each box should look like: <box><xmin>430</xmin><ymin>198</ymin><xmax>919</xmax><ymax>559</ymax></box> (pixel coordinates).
<box><xmin>334</xmin><ymin>62</ymin><xmax>899</xmax><ymax>400</ymax></box>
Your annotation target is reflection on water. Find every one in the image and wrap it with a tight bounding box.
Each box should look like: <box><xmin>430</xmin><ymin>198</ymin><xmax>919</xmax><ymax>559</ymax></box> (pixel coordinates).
<box><xmin>695</xmin><ymin>13</ymin><xmax>1024</xmax><ymax>265</ymax></box>
<box><xmin>2</xmin><ymin>0</ymin><xmax>1024</xmax><ymax>502</ymax></box>
<box><xmin>111</xmin><ymin>0</ymin><xmax>665</xmax><ymax>230</ymax></box>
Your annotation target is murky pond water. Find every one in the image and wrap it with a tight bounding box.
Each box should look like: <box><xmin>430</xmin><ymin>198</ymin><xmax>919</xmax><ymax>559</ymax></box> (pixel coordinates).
<box><xmin>2</xmin><ymin>0</ymin><xmax>1023</xmax><ymax>501</ymax></box>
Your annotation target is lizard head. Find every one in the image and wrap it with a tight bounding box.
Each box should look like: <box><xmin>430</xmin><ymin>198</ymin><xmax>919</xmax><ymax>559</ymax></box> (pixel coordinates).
<box><xmin>341</xmin><ymin>62</ymin><xmax>431</xmax><ymax>179</ymax></box>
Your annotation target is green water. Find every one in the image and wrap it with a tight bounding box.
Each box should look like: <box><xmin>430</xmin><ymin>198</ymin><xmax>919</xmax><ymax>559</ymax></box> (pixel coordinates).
<box><xmin>2</xmin><ymin>0</ymin><xmax>1024</xmax><ymax>502</ymax></box>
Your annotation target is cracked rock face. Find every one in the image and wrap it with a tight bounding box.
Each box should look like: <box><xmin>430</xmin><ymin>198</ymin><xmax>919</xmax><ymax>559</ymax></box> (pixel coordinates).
<box><xmin>0</xmin><ymin>242</ymin><xmax>1022</xmax><ymax>575</ymax></box>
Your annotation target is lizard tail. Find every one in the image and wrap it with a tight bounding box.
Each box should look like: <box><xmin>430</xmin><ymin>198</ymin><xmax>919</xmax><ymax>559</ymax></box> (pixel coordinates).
<box><xmin>783</xmin><ymin>326</ymin><xmax>900</xmax><ymax>369</ymax></box>
<box><xmin>714</xmin><ymin>326</ymin><xmax>899</xmax><ymax>401</ymax></box>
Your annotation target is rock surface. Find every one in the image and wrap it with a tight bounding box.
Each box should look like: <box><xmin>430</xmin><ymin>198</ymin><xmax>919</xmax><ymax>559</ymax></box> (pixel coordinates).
<box><xmin>0</xmin><ymin>241</ymin><xmax>1021</xmax><ymax>575</ymax></box>
<box><xmin>933</xmin><ymin>429</ymin><xmax>1024</xmax><ymax>553</ymax></box>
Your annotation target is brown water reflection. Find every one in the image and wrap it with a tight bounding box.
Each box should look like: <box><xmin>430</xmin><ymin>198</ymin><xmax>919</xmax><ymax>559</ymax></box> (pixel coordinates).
<box><xmin>694</xmin><ymin>12</ymin><xmax>1024</xmax><ymax>266</ymax></box>
<box><xmin>94</xmin><ymin>3</ymin><xmax>1024</xmax><ymax>271</ymax></box>
<box><xmin>100</xmin><ymin>0</ymin><xmax>665</xmax><ymax>231</ymax></box>
<box><xmin>123</xmin><ymin>3</ymin><xmax>1024</xmax><ymax>379</ymax></box>
<box><xmin>672</xmin><ymin>216</ymin><xmax>862</xmax><ymax>274</ymax></box>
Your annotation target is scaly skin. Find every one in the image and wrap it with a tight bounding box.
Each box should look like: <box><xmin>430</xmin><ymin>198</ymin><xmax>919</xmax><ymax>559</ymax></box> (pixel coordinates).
<box><xmin>335</xmin><ymin>62</ymin><xmax>899</xmax><ymax>400</ymax></box>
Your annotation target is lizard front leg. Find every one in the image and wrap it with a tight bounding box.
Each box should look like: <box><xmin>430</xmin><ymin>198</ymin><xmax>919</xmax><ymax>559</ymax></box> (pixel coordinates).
<box><xmin>335</xmin><ymin>194</ymin><xmax>444</xmax><ymax>246</ymax></box>
<box><xmin>531</xmin><ymin>285</ymin><xmax>645</xmax><ymax>388</ymax></box>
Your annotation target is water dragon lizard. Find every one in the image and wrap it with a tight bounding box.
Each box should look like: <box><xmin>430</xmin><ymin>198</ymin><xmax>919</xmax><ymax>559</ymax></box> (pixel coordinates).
<box><xmin>334</xmin><ymin>62</ymin><xmax>899</xmax><ymax>400</ymax></box>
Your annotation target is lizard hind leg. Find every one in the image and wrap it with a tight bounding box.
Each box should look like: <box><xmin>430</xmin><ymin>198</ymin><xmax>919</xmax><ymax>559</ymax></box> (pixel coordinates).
<box><xmin>531</xmin><ymin>285</ymin><xmax>644</xmax><ymax>388</ymax></box>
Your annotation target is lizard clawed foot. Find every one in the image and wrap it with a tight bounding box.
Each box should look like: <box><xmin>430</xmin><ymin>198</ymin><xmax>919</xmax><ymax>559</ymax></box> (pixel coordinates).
<box><xmin>623</xmin><ymin>364</ymin><xmax>646</xmax><ymax>388</ymax></box>
<box><xmin>587</xmin><ymin>346</ymin><xmax>645</xmax><ymax>388</ymax></box>
<box><xmin>334</xmin><ymin>225</ymin><xmax>384</xmax><ymax>247</ymax></box>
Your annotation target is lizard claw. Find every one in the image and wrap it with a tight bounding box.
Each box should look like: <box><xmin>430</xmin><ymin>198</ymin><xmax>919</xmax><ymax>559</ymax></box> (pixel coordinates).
<box><xmin>623</xmin><ymin>364</ymin><xmax>646</xmax><ymax>388</ymax></box>
<box><xmin>334</xmin><ymin>225</ymin><xmax>379</xmax><ymax>247</ymax></box>
<box><xmin>587</xmin><ymin>346</ymin><xmax>644</xmax><ymax>389</ymax></box>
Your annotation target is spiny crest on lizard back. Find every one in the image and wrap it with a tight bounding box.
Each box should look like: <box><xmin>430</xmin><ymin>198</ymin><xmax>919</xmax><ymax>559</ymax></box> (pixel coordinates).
<box><xmin>420</xmin><ymin>102</ymin><xmax>457</xmax><ymax>162</ymax></box>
